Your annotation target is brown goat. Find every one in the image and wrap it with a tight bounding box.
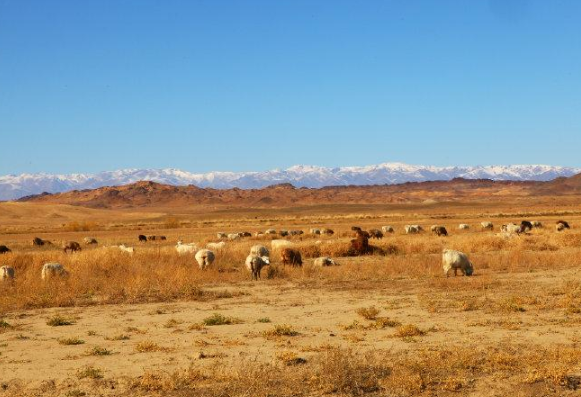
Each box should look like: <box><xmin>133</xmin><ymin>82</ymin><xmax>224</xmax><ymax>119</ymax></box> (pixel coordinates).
<box><xmin>281</xmin><ymin>248</ymin><xmax>303</xmax><ymax>267</ymax></box>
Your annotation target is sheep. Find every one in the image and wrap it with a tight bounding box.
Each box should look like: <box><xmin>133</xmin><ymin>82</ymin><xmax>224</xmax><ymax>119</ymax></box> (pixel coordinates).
<box><xmin>250</xmin><ymin>244</ymin><xmax>269</xmax><ymax>257</ymax></box>
<box><xmin>195</xmin><ymin>249</ymin><xmax>215</xmax><ymax>270</ymax></box>
<box><xmin>32</xmin><ymin>237</ymin><xmax>51</xmax><ymax>246</ymax></box>
<box><xmin>381</xmin><ymin>226</ymin><xmax>395</xmax><ymax>233</ymax></box>
<box><xmin>271</xmin><ymin>239</ymin><xmax>294</xmax><ymax>251</ymax></box>
<box><xmin>281</xmin><ymin>248</ymin><xmax>302</xmax><ymax>267</ymax></box>
<box><xmin>176</xmin><ymin>240</ymin><xmax>198</xmax><ymax>254</ymax></box>
<box><xmin>310</xmin><ymin>228</ymin><xmax>321</xmax><ymax>235</ymax></box>
<box><xmin>1</xmin><ymin>266</ymin><xmax>15</xmax><ymax>282</ymax></box>
<box><xmin>207</xmin><ymin>241</ymin><xmax>226</xmax><ymax>250</ymax></box>
<box><xmin>520</xmin><ymin>221</ymin><xmax>533</xmax><ymax>233</ymax></box>
<box><xmin>245</xmin><ymin>254</ymin><xmax>270</xmax><ymax>280</ymax></box>
<box><xmin>458</xmin><ymin>224</ymin><xmax>470</xmax><ymax>230</ymax></box>
<box><xmin>0</xmin><ymin>245</ymin><xmax>11</xmax><ymax>254</ymax></box>
<box><xmin>442</xmin><ymin>249</ymin><xmax>473</xmax><ymax>277</ymax></box>
<box><xmin>147</xmin><ymin>235</ymin><xmax>157</xmax><ymax>241</ymax></box>
<box><xmin>351</xmin><ymin>227</ymin><xmax>371</xmax><ymax>238</ymax></box>
<box><xmin>481</xmin><ymin>222</ymin><xmax>494</xmax><ymax>231</ymax></box>
<box><xmin>313</xmin><ymin>257</ymin><xmax>337</xmax><ymax>267</ymax></box>
<box><xmin>404</xmin><ymin>225</ymin><xmax>421</xmax><ymax>234</ymax></box>
<box><xmin>556</xmin><ymin>220</ymin><xmax>570</xmax><ymax>232</ymax></box>
<box><xmin>41</xmin><ymin>262</ymin><xmax>68</xmax><ymax>281</ymax></box>
<box><xmin>501</xmin><ymin>223</ymin><xmax>523</xmax><ymax>234</ymax></box>
<box><xmin>227</xmin><ymin>233</ymin><xmax>240</xmax><ymax>241</ymax></box>
<box><xmin>118</xmin><ymin>244</ymin><xmax>135</xmax><ymax>254</ymax></box>
<box><xmin>241</xmin><ymin>232</ymin><xmax>252</xmax><ymax>237</ymax></box>
<box><xmin>432</xmin><ymin>226</ymin><xmax>448</xmax><ymax>236</ymax></box>
<box><xmin>368</xmin><ymin>229</ymin><xmax>384</xmax><ymax>239</ymax></box>
<box><xmin>279</xmin><ymin>230</ymin><xmax>289</xmax><ymax>237</ymax></box>
<box><xmin>321</xmin><ymin>228</ymin><xmax>334</xmax><ymax>236</ymax></box>
<box><xmin>254</xmin><ymin>232</ymin><xmax>265</xmax><ymax>237</ymax></box>
<box><xmin>138</xmin><ymin>235</ymin><xmax>147</xmax><ymax>243</ymax></box>
<box><xmin>84</xmin><ymin>237</ymin><xmax>98</xmax><ymax>245</ymax></box>
<box><xmin>217</xmin><ymin>232</ymin><xmax>228</xmax><ymax>239</ymax></box>
<box><xmin>63</xmin><ymin>241</ymin><xmax>82</xmax><ymax>253</ymax></box>
<box><xmin>349</xmin><ymin>230</ymin><xmax>372</xmax><ymax>255</ymax></box>
<box><xmin>531</xmin><ymin>221</ymin><xmax>543</xmax><ymax>228</ymax></box>
<box><xmin>289</xmin><ymin>230</ymin><xmax>304</xmax><ymax>236</ymax></box>
<box><xmin>265</xmin><ymin>229</ymin><xmax>277</xmax><ymax>235</ymax></box>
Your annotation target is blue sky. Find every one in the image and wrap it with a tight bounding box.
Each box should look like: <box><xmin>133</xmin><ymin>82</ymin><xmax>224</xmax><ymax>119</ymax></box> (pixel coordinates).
<box><xmin>1</xmin><ymin>0</ymin><xmax>580</xmax><ymax>175</ymax></box>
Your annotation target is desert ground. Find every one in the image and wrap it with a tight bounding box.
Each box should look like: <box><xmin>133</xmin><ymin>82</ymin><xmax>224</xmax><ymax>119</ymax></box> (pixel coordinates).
<box><xmin>2</xmin><ymin>198</ymin><xmax>581</xmax><ymax>396</ymax></box>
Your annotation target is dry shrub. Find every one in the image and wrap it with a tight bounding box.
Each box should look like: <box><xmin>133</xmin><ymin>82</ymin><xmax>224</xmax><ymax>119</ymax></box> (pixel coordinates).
<box><xmin>356</xmin><ymin>306</ymin><xmax>380</xmax><ymax>320</ymax></box>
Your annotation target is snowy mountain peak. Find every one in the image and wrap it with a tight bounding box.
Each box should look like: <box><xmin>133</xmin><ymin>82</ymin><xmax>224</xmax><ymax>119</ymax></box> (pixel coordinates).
<box><xmin>1</xmin><ymin>162</ymin><xmax>579</xmax><ymax>201</ymax></box>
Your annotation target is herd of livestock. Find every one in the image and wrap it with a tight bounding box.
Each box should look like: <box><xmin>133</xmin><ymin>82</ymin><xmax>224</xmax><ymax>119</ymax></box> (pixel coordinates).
<box><xmin>0</xmin><ymin>219</ymin><xmax>573</xmax><ymax>283</ymax></box>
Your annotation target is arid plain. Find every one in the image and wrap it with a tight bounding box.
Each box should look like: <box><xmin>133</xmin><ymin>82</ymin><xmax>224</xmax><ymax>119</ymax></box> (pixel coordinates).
<box><xmin>2</xmin><ymin>180</ymin><xmax>581</xmax><ymax>397</ymax></box>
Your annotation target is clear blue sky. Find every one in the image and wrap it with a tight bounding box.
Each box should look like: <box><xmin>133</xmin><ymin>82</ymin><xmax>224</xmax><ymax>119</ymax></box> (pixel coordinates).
<box><xmin>1</xmin><ymin>0</ymin><xmax>580</xmax><ymax>175</ymax></box>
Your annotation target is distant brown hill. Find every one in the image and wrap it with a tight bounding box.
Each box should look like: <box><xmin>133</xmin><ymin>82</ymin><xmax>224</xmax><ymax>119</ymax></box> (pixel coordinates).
<box><xmin>17</xmin><ymin>176</ymin><xmax>577</xmax><ymax>209</ymax></box>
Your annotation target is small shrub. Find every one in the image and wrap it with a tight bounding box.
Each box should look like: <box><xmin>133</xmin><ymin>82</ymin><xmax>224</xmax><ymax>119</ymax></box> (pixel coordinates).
<box><xmin>86</xmin><ymin>346</ymin><xmax>113</xmax><ymax>356</ymax></box>
<box><xmin>106</xmin><ymin>334</ymin><xmax>130</xmax><ymax>341</ymax></box>
<box><xmin>257</xmin><ymin>317</ymin><xmax>271</xmax><ymax>323</ymax></box>
<box><xmin>0</xmin><ymin>320</ymin><xmax>11</xmax><ymax>331</ymax></box>
<box><xmin>394</xmin><ymin>324</ymin><xmax>426</xmax><ymax>338</ymax></box>
<box><xmin>263</xmin><ymin>324</ymin><xmax>299</xmax><ymax>338</ymax></box>
<box><xmin>135</xmin><ymin>341</ymin><xmax>169</xmax><ymax>353</ymax></box>
<box><xmin>202</xmin><ymin>313</ymin><xmax>242</xmax><ymax>326</ymax></box>
<box><xmin>77</xmin><ymin>366</ymin><xmax>103</xmax><ymax>379</ymax></box>
<box><xmin>356</xmin><ymin>306</ymin><xmax>380</xmax><ymax>320</ymax></box>
<box><xmin>276</xmin><ymin>351</ymin><xmax>307</xmax><ymax>366</ymax></box>
<box><xmin>47</xmin><ymin>315</ymin><xmax>73</xmax><ymax>327</ymax></box>
<box><xmin>59</xmin><ymin>337</ymin><xmax>85</xmax><ymax>345</ymax></box>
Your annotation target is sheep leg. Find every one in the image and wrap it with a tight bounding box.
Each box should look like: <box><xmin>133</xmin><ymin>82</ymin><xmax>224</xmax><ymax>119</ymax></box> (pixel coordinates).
<box><xmin>454</xmin><ymin>268</ymin><xmax>458</xmax><ymax>277</ymax></box>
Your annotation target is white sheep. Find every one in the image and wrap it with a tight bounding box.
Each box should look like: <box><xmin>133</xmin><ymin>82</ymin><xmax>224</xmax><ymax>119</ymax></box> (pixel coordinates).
<box><xmin>442</xmin><ymin>249</ymin><xmax>474</xmax><ymax>277</ymax></box>
<box><xmin>270</xmin><ymin>239</ymin><xmax>294</xmax><ymax>251</ymax></box>
<box><xmin>195</xmin><ymin>249</ymin><xmax>215</xmax><ymax>270</ymax></box>
<box><xmin>118</xmin><ymin>244</ymin><xmax>135</xmax><ymax>254</ymax></box>
<box><xmin>83</xmin><ymin>237</ymin><xmax>98</xmax><ymax>245</ymax></box>
<box><xmin>459</xmin><ymin>224</ymin><xmax>470</xmax><ymax>230</ymax></box>
<box><xmin>245</xmin><ymin>254</ymin><xmax>270</xmax><ymax>280</ymax></box>
<box><xmin>381</xmin><ymin>226</ymin><xmax>395</xmax><ymax>233</ymax></box>
<box><xmin>207</xmin><ymin>241</ymin><xmax>226</xmax><ymax>250</ymax></box>
<box><xmin>481</xmin><ymin>222</ymin><xmax>494</xmax><ymax>231</ymax></box>
<box><xmin>227</xmin><ymin>233</ymin><xmax>240</xmax><ymax>241</ymax></box>
<box><xmin>310</xmin><ymin>228</ymin><xmax>321</xmax><ymax>235</ymax></box>
<box><xmin>404</xmin><ymin>225</ymin><xmax>422</xmax><ymax>234</ymax></box>
<box><xmin>265</xmin><ymin>229</ymin><xmax>277</xmax><ymax>235</ymax></box>
<box><xmin>41</xmin><ymin>262</ymin><xmax>68</xmax><ymax>281</ymax></box>
<box><xmin>504</xmin><ymin>223</ymin><xmax>522</xmax><ymax>234</ymax></box>
<box><xmin>1</xmin><ymin>265</ymin><xmax>15</xmax><ymax>282</ymax></box>
<box><xmin>250</xmin><ymin>244</ymin><xmax>269</xmax><ymax>257</ymax></box>
<box><xmin>217</xmin><ymin>232</ymin><xmax>227</xmax><ymax>239</ymax></box>
<box><xmin>176</xmin><ymin>240</ymin><xmax>198</xmax><ymax>254</ymax></box>
<box><xmin>313</xmin><ymin>257</ymin><xmax>337</xmax><ymax>267</ymax></box>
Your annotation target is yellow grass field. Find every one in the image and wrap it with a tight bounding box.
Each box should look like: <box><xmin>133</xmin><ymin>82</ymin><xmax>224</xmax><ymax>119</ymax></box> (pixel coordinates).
<box><xmin>2</xmin><ymin>199</ymin><xmax>581</xmax><ymax>396</ymax></box>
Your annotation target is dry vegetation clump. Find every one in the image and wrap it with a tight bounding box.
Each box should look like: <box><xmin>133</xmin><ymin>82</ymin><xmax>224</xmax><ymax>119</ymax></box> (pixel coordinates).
<box><xmin>135</xmin><ymin>341</ymin><xmax>170</xmax><ymax>353</ymax></box>
<box><xmin>262</xmin><ymin>324</ymin><xmax>299</xmax><ymax>338</ymax></box>
<box><xmin>124</xmin><ymin>344</ymin><xmax>581</xmax><ymax>396</ymax></box>
<box><xmin>201</xmin><ymin>313</ymin><xmax>243</xmax><ymax>326</ymax></box>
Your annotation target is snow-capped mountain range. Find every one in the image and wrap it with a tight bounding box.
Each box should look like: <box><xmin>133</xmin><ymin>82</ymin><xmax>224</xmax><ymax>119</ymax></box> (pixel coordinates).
<box><xmin>1</xmin><ymin>163</ymin><xmax>579</xmax><ymax>201</ymax></box>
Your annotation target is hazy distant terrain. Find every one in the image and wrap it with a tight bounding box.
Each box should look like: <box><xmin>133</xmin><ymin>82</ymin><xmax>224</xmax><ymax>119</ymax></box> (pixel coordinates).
<box><xmin>1</xmin><ymin>162</ymin><xmax>580</xmax><ymax>200</ymax></box>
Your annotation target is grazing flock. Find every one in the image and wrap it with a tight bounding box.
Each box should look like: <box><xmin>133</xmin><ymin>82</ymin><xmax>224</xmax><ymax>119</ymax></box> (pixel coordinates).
<box><xmin>0</xmin><ymin>219</ymin><xmax>572</xmax><ymax>283</ymax></box>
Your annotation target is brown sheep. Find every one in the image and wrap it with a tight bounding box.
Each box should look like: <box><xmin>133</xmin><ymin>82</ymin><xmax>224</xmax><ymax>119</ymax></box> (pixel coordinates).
<box><xmin>432</xmin><ymin>226</ymin><xmax>448</xmax><ymax>236</ymax></box>
<box><xmin>63</xmin><ymin>241</ymin><xmax>82</xmax><ymax>253</ymax></box>
<box><xmin>281</xmin><ymin>248</ymin><xmax>303</xmax><ymax>267</ymax></box>
<box><xmin>138</xmin><ymin>235</ymin><xmax>147</xmax><ymax>242</ymax></box>
<box><xmin>32</xmin><ymin>237</ymin><xmax>51</xmax><ymax>246</ymax></box>
<box><xmin>368</xmin><ymin>229</ymin><xmax>384</xmax><ymax>239</ymax></box>
<box><xmin>0</xmin><ymin>245</ymin><xmax>11</xmax><ymax>254</ymax></box>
